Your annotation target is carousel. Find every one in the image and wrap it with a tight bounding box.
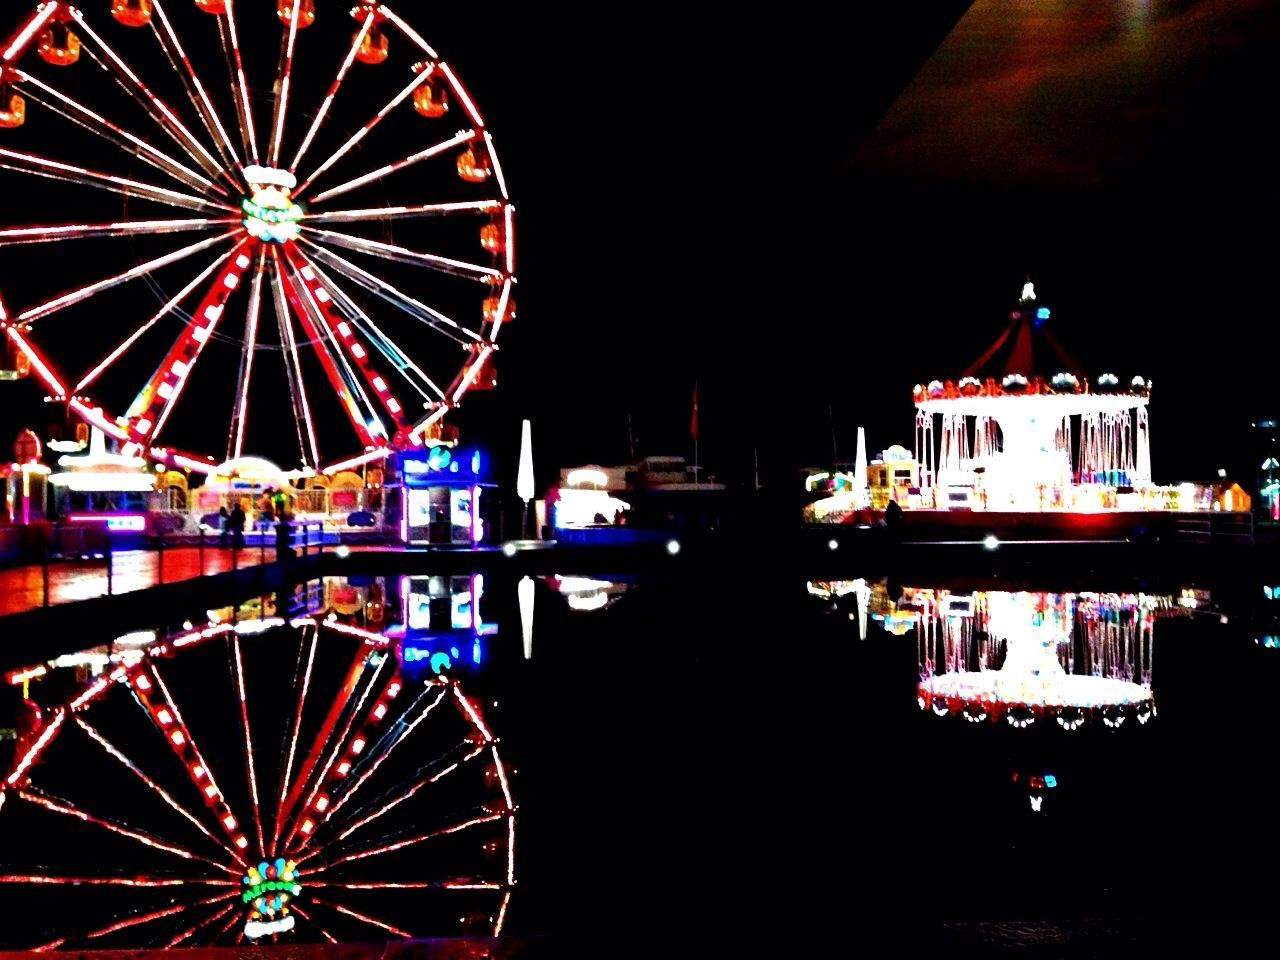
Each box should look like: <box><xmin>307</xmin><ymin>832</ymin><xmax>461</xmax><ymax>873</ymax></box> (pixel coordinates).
<box><xmin>805</xmin><ymin>283</ymin><xmax>1248</xmax><ymax>539</ymax></box>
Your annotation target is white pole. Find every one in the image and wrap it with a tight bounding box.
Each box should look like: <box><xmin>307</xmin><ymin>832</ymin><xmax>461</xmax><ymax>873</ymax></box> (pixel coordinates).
<box><xmin>854</xmin><ymin>426</ymin><xmax>869</xmax><ymax>508</ymax></box>
<box><xmin>516</xmin><ymin>418</ymin><xmax>534</xmax><ymax>538</ymax></box>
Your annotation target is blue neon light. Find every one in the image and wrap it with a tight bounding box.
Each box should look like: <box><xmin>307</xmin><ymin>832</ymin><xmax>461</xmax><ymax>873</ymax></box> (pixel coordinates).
<box><xmin>1036</xmin><ymin>307</ymin><xmax>1051</xmax><ymax>320</ymax></box>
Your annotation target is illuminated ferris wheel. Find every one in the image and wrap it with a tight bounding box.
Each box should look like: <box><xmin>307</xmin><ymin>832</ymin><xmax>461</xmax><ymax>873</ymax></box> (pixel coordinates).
<box><xmin>0</xmin><ymin>617</ymin><xmax>516</xmax><ymax>947</ymax></box>
<box><xmin>0</xmin><ymin>0</ymin><xmax>515</xmax><ymax>476</ymax></box>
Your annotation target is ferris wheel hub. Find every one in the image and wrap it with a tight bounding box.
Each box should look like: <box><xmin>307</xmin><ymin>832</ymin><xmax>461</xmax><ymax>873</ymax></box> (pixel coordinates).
<box><xmin>242</xmin><ymin>168</ymin><xmax>304</xmax><ymax>242</ymax></box>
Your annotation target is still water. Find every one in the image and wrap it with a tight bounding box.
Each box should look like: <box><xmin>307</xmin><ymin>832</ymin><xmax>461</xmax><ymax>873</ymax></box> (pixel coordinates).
<box><xmin>2</xmin><ymin>565</ymin><xmax>1279</xmax><ymax>954</ymax></box>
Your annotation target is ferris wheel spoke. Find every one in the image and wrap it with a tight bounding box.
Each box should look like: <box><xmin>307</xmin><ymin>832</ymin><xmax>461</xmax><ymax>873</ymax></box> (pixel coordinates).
<box><xmin>74</xmin><ymin>716</ymin><xmax>244</xmax><ymax>866</ymax></box>
<box><xmin>9</xmin><ymin>68</ymin><xmax>222</xmax><ymax>198</ymax></box>
<box><xmin>0</xmin><ymin>874</ymin><xmax>233</xmax><ymax>888</ymax></box>
<box><xmin>302</xmin><ymin>240</ymin><xmax>484</xmax><ymax>344</ymax></box>
<box><xmin>0</xmin><ymin>216</ymin><xmax>237</xmax><ymax>248</ymax></box>
<box><xmin>299</xmin><ymin>687</ymin><xmax>451</xmax><ymax>850</ymax></box>
<box><xmin>301</xmin><ymin>226</ymin><xmax>504</xmax><ymax>283</ymax></box>
<box><xmin>0</xmin><ymin>147</ymin><xmax>232</xmax><ymax>214</ymax></box>
<box><xmin>305</xmin><ymin>128</ymin><xmax>476</xmax><ymax>205</ymax></box>
<box><xmin>287</xmin><ymin>902</ymin><xmax>336</xmax><ymax>944</ymax></box>
<box><xmin>449</xmin><ymin>343</ymin><xmax>497</xmax><ymax>405</ymax></box>
<box><xmin>282</xmin><ymin>243</ymin><xmax>417</xmax><ymax>433</ymax></box>
<box><xmin>303</xmin><ymin>258</ymin><xmax>443</xmax><ymax>403</ymax></box>
<box><xmin>266</xmin><ymin>0</ymin><xmax>305</xmax><ymax>169</ymax></box>
<box><xmin>289</xmin><ymin>12</ymin><xmax>376</xmax><ymax>173</ymax></box>
<box><xmin>149</xmin><ymin>1</ymin><xmax>243</xmax><ymax>177</ymax></box>
<box><xmin>228</xmin><ymin>247</ymin><xmax>267</xmax><ymax>462</ymax></box>
<box><xmin>271</xmin><ymin>625</ymin><xmax>317</xmax><ymax>857</ymax></box>
<box><xmin>133</xmin><ymin>665</ymin><xmax>251</xmax><ymax>860</ymax></box>
<box><xmin>305</xmin><ymin>810</ymin><xmax>505</xmax><ymax>872</ymax></box>
<box><xmin>209</xmin><ymin>900</ymin><xmax>245</xmax><ymax>944</ymax></box>
<box><xmin>14</xmin><ymin>231</ymin><xmax>235</xmax><ymax>326</ymax></box>
<box><xmin>275</xmin><ymin>646</ymin><xmax>378</xmax><ymax>849</ymax></box>
<box><xmin>302</xmin><ymin>200</ymin><xmax>502</xmax><ymax>225</ymax></box>
<box><xmin>67</xmin><ymin>12</ymin><xmax>236</xmax><ymax>195</ymax></box>
<box><xmin>217</xmin><ymin>0</ymin><xmax>259</xmax><ymax>165</ymax></box>
<box><xmin>269</xmin><ymin>253</ymin><xmax>321</xmax><ymax>468</ymax></box>
<box><xmin>14</xmin><ymin>788</ymin><xmax>232</xmax><ymax>874</ymax></box>
<box><xmin>165</xmin><ymin>900</ymin><xmax>239</xmax><ymax>949</ymax></box>
<box><xmin>275</xmin><ymin>255</ymin><xmax>383</xmax><ymax>451</ymax></box>
<box><xmin>295</xmin><ymin>65</ymin><xmax>445</xmax><ymax>197</ymax></box>
<box><xmin>229</xmin><ymin>637</ymin><xmax>266</xmax><ymax>859</ymax></box>
<box><xmin>64</xmin><ymin>892</ymin><xmax>233</xmax><ymax>950</ymax></box>
<box><xmin>280</xmin><ymin>658</ymin><xmax>397</xmax><ymax>855</ymax></box>
<box><xmin>306</xmin><ymin>895</ymin><xmax>412</xmax><ymax>939</ymax></box>
<box><xmin>123</xmin><ymin>240</ymin><xmax>258</xmax><ymax>447</ymax></box>
<box><xmin>0</xmin><ymin>2</ymin><xmax>63</xmax><ymax>65</ymax></box>
<box><xmin>325</xmin><ymin>739</ymin><xmax>488</xmax><ymax>849</ymax></box>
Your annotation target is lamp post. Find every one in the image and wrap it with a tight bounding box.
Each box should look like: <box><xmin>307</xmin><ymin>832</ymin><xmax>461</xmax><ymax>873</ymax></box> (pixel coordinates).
<box><xmin>517</xmin><ymin>419</ymin><xmax>534</xmax><ymax>539</ymax></box>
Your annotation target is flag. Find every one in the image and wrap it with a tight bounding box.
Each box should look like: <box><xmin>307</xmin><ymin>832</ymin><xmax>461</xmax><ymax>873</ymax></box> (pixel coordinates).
<box><xmin>690</xmin><ymin>383</ymin><xmax>699</xmax><ymax>443</ymax></box>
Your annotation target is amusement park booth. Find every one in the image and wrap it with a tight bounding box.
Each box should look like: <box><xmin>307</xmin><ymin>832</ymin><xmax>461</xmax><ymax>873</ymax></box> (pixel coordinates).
<box><xmin>398</xmin><ymin>446</ymin><xmax>490</xmax><ymax>547</ymax></box>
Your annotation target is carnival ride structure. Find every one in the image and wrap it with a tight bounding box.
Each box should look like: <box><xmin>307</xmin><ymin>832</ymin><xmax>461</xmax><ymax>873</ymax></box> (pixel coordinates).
<box><xmin>0</xmin><ymin>1</ymin><xmax>515</xmax><ymax>482</ymax></box>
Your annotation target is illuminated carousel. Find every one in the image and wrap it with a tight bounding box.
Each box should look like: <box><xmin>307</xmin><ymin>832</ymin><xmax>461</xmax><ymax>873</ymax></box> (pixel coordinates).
<box><xmin>912</xmin><ymin>282</ymin><xmax>1156</xmax><ymax>512</ymax></box>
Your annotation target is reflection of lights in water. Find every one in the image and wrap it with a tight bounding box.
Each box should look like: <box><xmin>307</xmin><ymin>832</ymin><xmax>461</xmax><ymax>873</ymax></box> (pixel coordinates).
<box><xmin>898</xmin><ymin>588</ymin><xmax>1195</xmax><ymax>729</ymax></box>
<box><xmin>567</xmin><ymin>592</ymin><xmax>609</xmax><ymax>612</ymax></box>
<box><xmin>517</xmin><ymin>576</ymin><xmax>535</xmax><ymax>660</ymax></box>
<box><xmin>0</xmin><ymin>616</ymin><xmax>516</xmax><ymax>948</ymax></box>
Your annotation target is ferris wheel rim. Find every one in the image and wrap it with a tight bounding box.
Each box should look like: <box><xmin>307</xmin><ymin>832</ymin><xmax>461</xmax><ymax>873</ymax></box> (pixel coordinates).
<box><xmin>0</xmin><ymin>0</ymin><xmax>516</xmax><ymax>474</ymax></box>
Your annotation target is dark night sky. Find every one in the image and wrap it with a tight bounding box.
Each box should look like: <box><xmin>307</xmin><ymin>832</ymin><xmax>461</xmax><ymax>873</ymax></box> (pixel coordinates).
<box><xmin>1</xmin><ymin>1</ymin><xmax>1277</xmax><ymax>490</ymax></box>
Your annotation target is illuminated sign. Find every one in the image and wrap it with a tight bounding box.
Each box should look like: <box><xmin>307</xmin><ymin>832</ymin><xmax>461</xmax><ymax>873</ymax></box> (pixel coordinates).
<box><xmin>68</xmin><ymin>513</ymin><xmax>146</xmax><ymax>532</ymax></box>
<box><xmin>401</xmin><ymin>447</ymin><xmax>484</xmax><ymax>479</ymax></box>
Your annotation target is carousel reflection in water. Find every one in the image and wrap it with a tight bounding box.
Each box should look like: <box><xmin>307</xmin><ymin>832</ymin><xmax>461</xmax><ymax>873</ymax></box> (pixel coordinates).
<box><xmin>812</xmin><ymin>580</ymin><xmax>1208</xmax><ymax>730</ymax></box>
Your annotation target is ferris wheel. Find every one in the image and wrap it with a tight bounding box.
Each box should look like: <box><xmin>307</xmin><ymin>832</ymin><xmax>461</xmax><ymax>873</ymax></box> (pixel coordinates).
<box><xmin>0</xmin><ymin>616</ymin><xmax>516</xmax><ymax>947</ymax></box>
<box><xmin>0</xmin><ymin>0</ymin><xmax>515</xmax><ymax>476</ymax></box>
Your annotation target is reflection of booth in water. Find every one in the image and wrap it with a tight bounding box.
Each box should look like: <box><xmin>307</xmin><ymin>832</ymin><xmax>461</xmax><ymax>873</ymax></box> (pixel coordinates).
<box><xmin>397</xmin><ymin>447</ymin><xmax>489</xmax><ymax>546</ymax></box>
<box><xmin>396</xmin><ymin>573</ymin><xmax>498</xmax><ymax>674</ymax></box>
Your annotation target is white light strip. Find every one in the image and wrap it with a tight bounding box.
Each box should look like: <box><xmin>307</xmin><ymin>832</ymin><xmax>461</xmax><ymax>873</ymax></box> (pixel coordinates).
<box><xmin>305</xmin><ymin>257</ymin><xmax>446</xmax><ymax>400</ymax></box>
<box><xmin>484</xmin><ymin>131</ymin><xmax>509</xmax><ymax>200</ymax></box>
<box><xmin>303</xmin><ymin>226</ymin><xmax>502</xmax><ymax>282</ymax></box>
<box><xmin>297</xmin><ymin>68</ymin><xmax>441</xmax><ymax>196</ymax></box>
<box><xmin>0</xmin><ymin>217</ymin><xmax>234</xmax><ymax>247</ymax></box>
<box><xmin>308</xmin><ymin>129</ymin><xmax>473</xmax><ymax>206</ymax></box>
<box><xmin>290</xmin><ymin>14</ymin><xmax>374</xmax><ymax>172</ymax></box>
<box><xmin>18</xmin><ymin>233</ymin><xmax>232</xmax><ymax>324</ymax></box>
<box><xmin>1</xmin><ymin>2</ymin><xmax>60</xmax><ymax>63</ymax></box>
<box><xmin>151</xmin><ymin>0</ymin><xmax>242</xmax><ymax>174</ymax></box>
<box><xmin>222</xmin><ymin>0</ymin><xmax>259</xmax><ymax>164</ymax></box>
<box><xmin>12</xmin><ymin>68</ymin><xmax>217</xmax><ymax>194</ymax></box>
<box><xmin>438</xmin><ymin>62</ymin><xmax>484</xmax><ymax>129</ymax></box>
<box><xmin>451</xmin><ymin>346</ymin><xmax>493</xmax><ymax>404</ymax></box>
<box><xmin>268</xmin><ymin>0</ymin><xmax>303</xmax><ymax>167</ymax></box>
<box><xmin>408</xmin><ymin>405</ymin><xmax>449</xmax><ymax>444</ymax></box>
<box><xmin>76</xmin><ymin>251</ymin><xmax>231</xmax><ymax>394</ymax></box>
<box><xmin>505</xmin><ymin>204</ymin><xmax>516</xmax><ymax>274</ymax></box>
<box><xmin>6</xmin><ymin>328</ymin><xmax>66</xmax><ymax>396</ymax></box>
<box><xmin>0</xmin><ymin>147</ymin><xmax>228</xmax><ymax>213</ymax></box>
<box><xmin>488</xmin><ymin>279</ymin><xmax>513</xmax><ymax>341</ymax></box>
<box><xmin>378</xmin><ymin>5</ymin><xmax>440</xmax><ymax>59</ymax></box>
<box><xmin>322</xmin><ymin>447</ymin><xmax>391</xmax><ymax>475</ymax></box>
<box><xmin>302</xmin><ymin>239</ymin><xmax>484</xmax><ymax>341</ymax></box>
<box><xmin>303</xmin><ymin>200</ymin><xmax>500</xmax><ymax>224</ymax></box>
<box><xmin>68</xmin><ymin>10</ymin><xmax>229</xmax><ymax>186</ymax></box>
